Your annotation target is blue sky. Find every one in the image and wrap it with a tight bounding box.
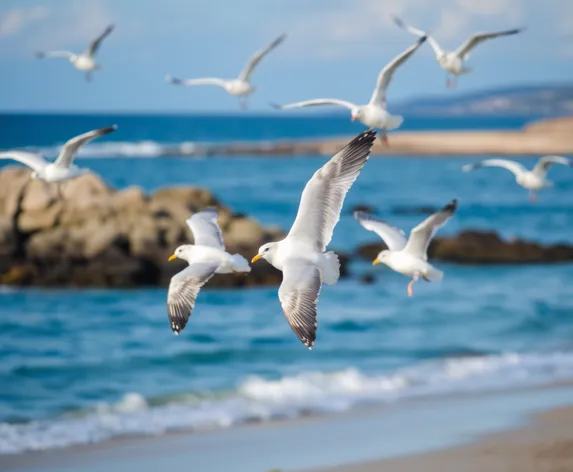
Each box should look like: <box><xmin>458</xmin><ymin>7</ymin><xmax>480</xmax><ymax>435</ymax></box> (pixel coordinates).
<box><xmin>0</xmin><ymin>0</ymin><xmax>571</xmax><ymax>112</ymax></box>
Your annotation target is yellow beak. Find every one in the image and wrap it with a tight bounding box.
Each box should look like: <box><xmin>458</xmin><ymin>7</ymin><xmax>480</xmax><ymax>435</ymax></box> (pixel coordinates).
<box><xmin>251</xmin><ymin>254</ymin><xmax>262</xmax><ymax>263</ymax></box>
<box><xmin>372</xmin><ymin>258</ymin><xmax>380</xmax><ymax>265</ymax></box>
<box><xmin>168</xmin><ymin>254</ymin><xmax>177</xmax><ymax>262</ymax></box>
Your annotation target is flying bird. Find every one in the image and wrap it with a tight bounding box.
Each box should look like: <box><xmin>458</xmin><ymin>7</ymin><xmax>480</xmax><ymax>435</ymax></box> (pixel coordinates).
<box><xmin>462</xmin><ymin>156</ymin><xmax>573</xmax><ymax>202</ymax></box>
<box><xmin>36</xmin><ymin>24</ymin><xmax>115</xmax><ymax>82</ymax></box>
<box><xmin>392</xmin><ymin>16</ymin><xmax>523</xmax><ymax>88</ymax></box>
<box><xmin>251</xmin><ymin>129</ymin><xmax>376</xmax><ymax>349</ymax></box>
<box><xmin>166</xmin><ymin>34</ymin><xmax>286</xmax><ymax>109</ymax></box>
<box><xmin>355</xmin><ymin>199</ymin><xmax>457</xmax><ymax>297</ymax></box>
<box><xmin>167</xmin><ymin>208</ymin><xmax>251</xmax><ymax>334</ymax></box>
<box><xmin>0</xmin><ymin>125</ymin><xmax>117</xmax><ymax>196</ymax></box>
<box><xmin>272</xmin><ymin>38</ymin><xmax>426</xmax><ymax>145</ymax></box>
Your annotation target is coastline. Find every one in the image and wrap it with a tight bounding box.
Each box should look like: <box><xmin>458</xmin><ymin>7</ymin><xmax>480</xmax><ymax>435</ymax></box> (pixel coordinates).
<box><xmin>2</xmin><ymin>381</ymin><xmax>573</xmax><ymax>472</ymax></box>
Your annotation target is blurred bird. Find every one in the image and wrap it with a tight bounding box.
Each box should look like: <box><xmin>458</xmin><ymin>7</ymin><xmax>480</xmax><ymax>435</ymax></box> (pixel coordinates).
<box><xmin>166</xmin><ymin>34</ymin><xmax>286</xmax><ymax>110</ymax></box>
<box><xmin>355</xmin><ymin>200</ymin><xmax>457</xmax><ymax>297</ymax></box>
<box><xmin>251</xmin><ymin>130</ymin><xmax>376</xmax><ymax>349</ymax></box>
<box><xmin>271</xmin><ymin>38</ymin><xmax>426</xmax><ymax>145</ymax></box>
<box><xmin>0</xmin><ymin>125</ymin><xmax>117</xmax><ymax>197</ymax></box>
<box><xmin>462</xmin><ymin>156</ymin><xmax>573</xmax><ymax>203</ymax></box>
<box><xmin>166</xmin><ymin>208</ymin><xmax>251</xmax><ymax>334</ymax></box>
<box><xmin>392</xmin><ymin>16</ymin><xmax>523</xmax><ymax>88</ymax></box>
<box><xmin>36</xmin><ymin>24</ymin><xmax>115</xmax><ymax>82</ymax></box>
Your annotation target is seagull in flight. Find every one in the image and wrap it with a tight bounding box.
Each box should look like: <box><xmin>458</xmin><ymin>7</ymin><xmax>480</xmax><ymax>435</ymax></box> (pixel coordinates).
<box><xmin>166</xmin><ymin>208</ymin><xmax>251</xmax><ymax>334</ymax></box>
<box><xmin>462</xmin><ymin>156</ymin><xmax>572</xmax><ymax>202</ymax></box>
<box><xmin>355</xmin><ymin>200</ymin><xmax>457</xmax><ymax>297</ymax></box>
<box><xmin>392</xmin><ymin>16</ymin><xmax>523</xmax><ymax>88</ymax></box>
<box><xmin>251</xmin><ymin>130</ymin><xmax>376</xmax><ymax>349</ymax></box>
<box><xmin>166</xmin><ymin>34</ymin><xmax>286</xmax><ymax>109</ymax></box>
<box><xmin>0</xmin><ymin>126</ymin><xmax>117</xmax><ymax>197</ymax></box>
<box><xmin>37</xmin><ymin>24</ymin><xmax>115</xmax><ymax>82</ymax></box>
<box><xmin>272</xmin><ymin>38</ymin><xmax>426</xmax><ymax>145</ymax></box>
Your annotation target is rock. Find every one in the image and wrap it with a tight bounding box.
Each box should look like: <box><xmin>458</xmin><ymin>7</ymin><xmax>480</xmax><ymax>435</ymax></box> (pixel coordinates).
<box><xmin>18</xmin><ymin>202</ymin><xmax>63</xmax><ymax>233</ymax></box>
<box><xmin>355</xmin><ymin>242</ymin><xmax>387</xmax><ymax>261</ymax></box>
<box><xmin>428</xmin><ymin>230</ymin><xmax>573</xmax><ymax>264</ymax></box>
<box><xmin>21</xmin><ymin>180</ymin><xmax>57</xmax><ymax>213</ymax></box>
<box><xmin>61</xmin><ymin>173</ymin><xmax>111</xmax><ymax>211</ymax></box>
<box><xmin>0</xmin><ymin>167</ymin><xmax>30</xmax><ymax>219</ymax></box>
<box><xmin>151</xmin><ymin>187</ymin><xmax>218</xmax><ymax>212</ymax></box>
<box><xmin>224</xmin><ymin>217</ymin><xmax>264</xmax><ymax>249</ymax></box>
<box><xmin>112</xmin><ymin>187</ymin><xmax>148</xmax><ymax>212</ymax></box>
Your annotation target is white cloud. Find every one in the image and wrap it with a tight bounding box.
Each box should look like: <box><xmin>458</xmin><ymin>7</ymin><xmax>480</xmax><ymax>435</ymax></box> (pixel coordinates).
<box><xmin>0</xmin><ymin>6</ymin><xmax>48</xmax><ymax>37</ymax></box>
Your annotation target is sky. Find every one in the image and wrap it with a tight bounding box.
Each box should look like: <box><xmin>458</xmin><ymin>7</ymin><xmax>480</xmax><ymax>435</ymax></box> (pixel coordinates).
<box><xmin>0</xmin><ymin>0</ymin><xmax>571</xmax><ymax>112</ymax></box>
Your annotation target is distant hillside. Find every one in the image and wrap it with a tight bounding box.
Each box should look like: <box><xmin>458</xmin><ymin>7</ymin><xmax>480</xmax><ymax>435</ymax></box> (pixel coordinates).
<box><xmin>394</xmin><ymin>83</ymin><xmax>573</xmax><ymax>116</ymax></box>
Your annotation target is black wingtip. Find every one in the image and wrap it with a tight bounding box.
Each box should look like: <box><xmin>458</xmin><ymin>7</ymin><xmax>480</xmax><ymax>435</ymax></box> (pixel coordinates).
<box><xmin>36</xmin><ymin>51</ymin><xmax>45</xmax><ymax>59</ymax></box>
<box><xmin>352</xmin><ymin>128</ymin><xmax>377</xmax><ymax>145</ymax></box>
<box><xmin>391</xmin><ymin>14</ymin><xmax>404</xmax><ymax>28</ymax></box>
<box><xmin>418</xmin><ymin>35</ymin><xmax>428</xmax><ymax>45</ymax></box>
<box><xmin>101</xmin><ymin>125</ymin><xmax>118</xmax><ymax>134</ymax></box>
<box><xmin>442</xmin><ymin>199</ymin><xmax>458</xmax><ymax>214</ymax></box>
<box><xmin>269</xmin><ymin>102</ymin><xmax>282</xmax><ymax>109</ymax></box>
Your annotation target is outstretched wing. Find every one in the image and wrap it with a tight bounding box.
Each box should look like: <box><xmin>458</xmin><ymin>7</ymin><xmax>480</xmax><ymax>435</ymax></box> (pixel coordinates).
<box><xmin>287</xmin><ymin>129</ymin><xmax>376</xmax><ymax>252</ymax></box>
<box><xmin>54</xmin><ymin>125</ymin><xmax>117</xmax><ymax>168</ymax></box>
<box><xmin>238</xmin><ymin>34</ymin><xmax>286</xmax><ymax>82</ymax></box>
<box><xmin>532</xmin><ymin>155</ymin><xmax>573</xmax><ymax>176</ymax></box>
<box><xmin>186</xmin><ymin>208</ymin><xmax>225</xmax><ymax>249</ymax></box>
<box><xmin>404</xmin><ymin>199</ymin><xmax>457</xmax><ymax>260</ymax></box>
<box><xmin>462</xmin><ymin>159</ymin><xmax>527</xmax><ymax>177</ymax></box>
<box><xmin>354</xmin><ymin>211</ymin><xmax>407</xmax><ymax>250</ymax></box>
<box><xmin>454</xmin><ymin>28</ymin><xmax>523</xmax><ymax>59</ymax></box>
<box><xmin>166</xmin><ymin>75</ymin><xmax>229</xmax><ymax>89</ymax></box>
<box><xmin>0</xmin><ymin>151</ymin><xmax>48</xmax><ymax>172</ymax></box>
<box><xmin>279</xmin><ymin>259</ymin><xmax>321</xmax><ymax>349</ymax></box>
<box><xmin>87</xmin><ymin>24</ymin><xmax>115</xmax><ymax>57</ymax></box>
<box><xmin>369</xmin><ymin>36</ymin><xmax>426</xmax><ymax>107</ymax></box>
<box><xmin>167</xmin><ymin>262</ymin><xmax>220</xmax><ymax>334</ymax></box>
<box><xmin>391</xmin><ymin>15</ymin><xmax>444</xmax><ymax>56</ymax></box>
<box><xmin>273</xmin><ymin>98</ymin><xmax>357</xmax><ymax>112</ymax></box>
<box><xmin>36</xmin><ymin>50</ymin><xmax>75</xmax><ymax>59</ymax></box>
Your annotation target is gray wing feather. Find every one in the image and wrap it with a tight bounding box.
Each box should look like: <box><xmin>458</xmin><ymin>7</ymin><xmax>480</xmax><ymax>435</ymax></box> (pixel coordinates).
<box><xmin>186</xmin><ymin>208</ymin><xmax>225</xmax><ymax>249</ymax></box>
<box><xmin>287</xmin><ymin>129</ymin><xmax>376</xmax><ymax>252</ymax></box>
<box><xmin>533</xmin><ymin>155</ymin><xmax>572</xmax><ymax>176</ymax></box>
<box><xmin>279</xmin><ymin>260</ymin><xmax>321</xmax><ymax>349</ymax></box>
<box><xmin>455</xmin><ymin>29</ymin><xmax>523</xmax><ymax>59</ymax></box>
<box><xmin>54</xmin><ymin>126</ymin><xmax>117</xmax><ymax>168</ymax></box>
<box><xmin>238</xmin><ymin>34</ymin><xmax>286</xmax><ymax>81</ymax></box>
<box><xmin>404</xmin><ymin>199</ymin><xmax>457</xmax><ymax>260</ymax></box>
<box><xmin>354</xmin><ymin>211</ymin><xmax>407</xmax><ymax>250</ymax></box>
<box><xmin>167</xmin><ymin>262</ymin><xmax>220</xmax><ymax>334</ymax></box>
<box><xmin>87</xmin><ymin>24</ymin><xmax>114</xmax><ymax>57</ymax></box>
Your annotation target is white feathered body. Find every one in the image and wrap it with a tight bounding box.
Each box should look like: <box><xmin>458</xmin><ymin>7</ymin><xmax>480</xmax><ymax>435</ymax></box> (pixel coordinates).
<box><xmin>356</xmin><ymin>105</ymin><xmax>404</xmax><ymax>131</ymax></box>
<box><xmin>34</xmin><ymin>164</ymin><xmax>88</xmax><ymax>183</ymax></box>
<box><xmin>438</xmin><ymin>53</ymin><xmax>471</xmax><ymax>75</ymax></box>
<box><xmin>265</xmin><ymin>238</ymin><xmax>340</xmax><ymax>285</ymax></box>
<box><xmin>225</xmin><ymin>80</ymin><xmax>255</xmax><ymax>96</ymax></box>
<box><xmin>381</xmin><ymin>251</ymin><xmax>443</xmax><ymax>282</ymax></box>
<box><xmin>72</xmin><ymin>55</ymin><xmax>99</xmax><ymax>71</ymax></box>
<box><xmin>516</xmin><ymin>172</ymin><xmax>551</xmax><ymax>191</ymax></box>
<box><xmin>178</xmin><ymin>245</ymin><xmax>251</xmax><ymax>274</ymax></box>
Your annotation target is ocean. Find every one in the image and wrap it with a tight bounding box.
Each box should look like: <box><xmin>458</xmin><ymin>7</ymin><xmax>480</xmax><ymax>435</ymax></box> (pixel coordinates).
<box><xmin>0</xmin><ymin>113</ymin><xmax>572</xmax><ymax>454</ymax></box>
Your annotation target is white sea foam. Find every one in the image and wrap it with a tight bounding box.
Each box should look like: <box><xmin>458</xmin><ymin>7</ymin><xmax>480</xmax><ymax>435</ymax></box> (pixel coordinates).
<box><xmin>1</xmin><ymin>351</ymin><xmax>573</xmax><ymax>454</ymax></box>
<box><xmin>32</xmin><ymin>141</ymin><xmax>199</xmax><ymax>159</ymax></box>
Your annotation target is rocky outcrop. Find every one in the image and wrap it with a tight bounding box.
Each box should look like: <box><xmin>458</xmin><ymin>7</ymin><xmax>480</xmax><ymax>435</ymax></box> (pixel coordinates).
<box><xmin>0</xmin><ymin>167</ymin><xmax>286</xmax><ymax>288</ymax></box>
<box><xmin>355</xmin><ymin>230</ymin><xmax>573</xmax><ymax>264</ymax></box>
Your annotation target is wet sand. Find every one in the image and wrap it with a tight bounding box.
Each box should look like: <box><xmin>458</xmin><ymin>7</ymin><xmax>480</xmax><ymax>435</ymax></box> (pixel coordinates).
<box><xmin>315</xmin><ymin>405</ymin><xmax>573</xmax><ymax>472</ymax></box>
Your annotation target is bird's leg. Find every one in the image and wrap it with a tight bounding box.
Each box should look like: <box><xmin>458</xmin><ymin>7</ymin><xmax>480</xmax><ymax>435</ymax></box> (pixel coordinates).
<box><xmin>529</xmin><ymin>191</ymin><xmax>537</xmax><ymax>203</ymax></box>
<box><xmin>379</xmin><ymin>132</ymin><xmax>389</xmax><ymax>147</ymax></box>
<box><xmin>446</xmin><ymin>73</ymin><xmax>451</xmax><ymax>88</ymax></box>
<box><xmin>407</xmin><ymin>274</ymin><xmax>419</xmax><ymax>297</ymax></box>
<box><xmin>452</xmin><ymin>76</ymin><xmax>457</xmax><ymax>89</ymax></box>
<box><xmin>85</xmin><ymin>72</ymin><xmax>92</xmax><ymax>83</ymax></box>
<box><xmin>239</xmin><ymin>97</ymin><xmax>248</xmax><ymax>110</ymax></box>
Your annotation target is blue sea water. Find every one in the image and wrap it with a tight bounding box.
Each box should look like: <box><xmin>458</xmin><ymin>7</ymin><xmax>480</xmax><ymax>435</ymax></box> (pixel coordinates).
<box><xmin>0</xmin><ymin>113</ymin><xmax>572</xmax><ymax>454</ymax></box>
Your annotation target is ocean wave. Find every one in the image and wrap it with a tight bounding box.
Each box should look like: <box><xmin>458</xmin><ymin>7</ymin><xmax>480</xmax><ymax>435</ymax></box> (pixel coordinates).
<box><xmin>33</xmin><ymin>141</ymin><xmax>196</xmax><ymax>159</ymax></box>
<box><xmin>1</xmin><ymin>351</ymin><xmax>573</xmax><ymax>454</ymax></box>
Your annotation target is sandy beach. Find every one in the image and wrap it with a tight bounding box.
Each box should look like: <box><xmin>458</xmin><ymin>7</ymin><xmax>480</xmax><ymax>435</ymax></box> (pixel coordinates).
<box><xmin>1</xmin><ymin>383</ymin><xmax>573</xmax><ymax>472</ymax></box>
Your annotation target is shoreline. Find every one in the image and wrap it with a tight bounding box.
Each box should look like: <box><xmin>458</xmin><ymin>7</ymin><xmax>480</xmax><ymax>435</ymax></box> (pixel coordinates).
<box><xmin>2</xmin><ymin>380</ymin><xmax>573</xmax><ymax>472</ymax></box>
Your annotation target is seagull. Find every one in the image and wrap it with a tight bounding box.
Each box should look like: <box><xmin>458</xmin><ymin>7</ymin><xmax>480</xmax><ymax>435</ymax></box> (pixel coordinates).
<box><xmin>36</xmin><ymin>24</ymin><xmax>115</xmax><ymax>82</ymax></box>
<box><xmin>251</xmin><ymin>129</ymin><xmax>376</xmax><ymax>349</ymax></box>
<box><xmin>462</xmin><ymin>156</ymin><xmax>573</xmax><ymax>202</ymax></box>
<box><xmin>167</xmin><ymin>208</ymin><xmax>251</xmax><ymax>334</ymax></box>
<box><xmin>0</xmin><ymin>125</ymin><xmax>117</xmax><ymax>196</ymax></box>
<box><xmin>355</xmin><ymin>199</ymin><xmax>457</xmax><ymax>297</ymax></box>
<box><xmin>392</xmin><ymin>16</ymin><xmax>523</xmax><ymax>88</ymax></box>
<box><xmin>166</xmin><ymin>34</ymin><xmax>286</xmax><ymax>109</ymax></box>
<box><xmin>272</xmin><ymin>38</ymin><xmax>426</xmax><ymax>145</ymax></box>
